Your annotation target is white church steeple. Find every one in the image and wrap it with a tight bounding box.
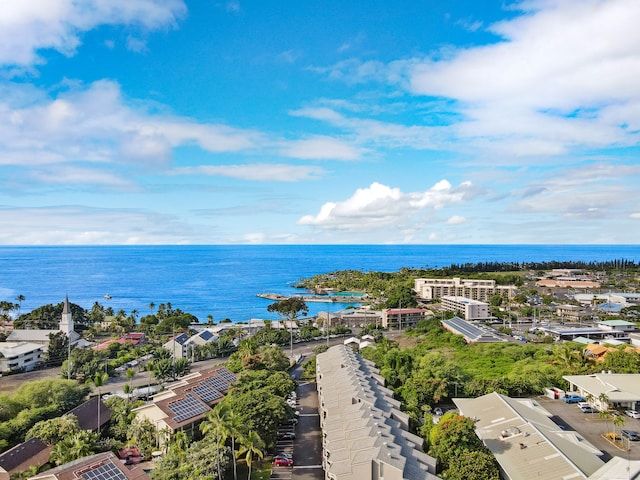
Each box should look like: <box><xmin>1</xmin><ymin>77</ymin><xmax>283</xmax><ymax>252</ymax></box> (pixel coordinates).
<box><xmin>59</xmin><ymin>295</ymin><xmax>74</xmax><ymax>335</ymax></box>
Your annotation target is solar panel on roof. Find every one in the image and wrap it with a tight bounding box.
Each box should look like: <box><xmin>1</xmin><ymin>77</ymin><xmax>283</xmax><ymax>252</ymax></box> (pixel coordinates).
<box><xmin>193</xmin><ymin>383</ymin><xmax>223</xmax><ymax>403</ymax></box>
<box><xmin>167</xmin><ymin>393</ymin><xmax>209</xmax><ymax>424</ymax></box>
<box><xmin>206</xmin><ymin>376</ymin><xmax>229</xmax><ymax>391</ymax></box>
<box><xmin>200</xmin><ymin>330</ymin><xmax>214</xmax><ymax>341</ymax></box>
<box><xmin>80</xmin><ymin>462</ymin><xmax>127</xmax><ymax>480</ymax></box>
<box><xmin>216</xmin><ymin>368</ymin><xmax>236</xmax><ymax>382</ymax></box>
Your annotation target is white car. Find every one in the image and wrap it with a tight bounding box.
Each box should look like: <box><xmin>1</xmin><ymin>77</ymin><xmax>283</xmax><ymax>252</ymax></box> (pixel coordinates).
<box><xmin>625</xmin><ymin>410</ymin><xmax>640</xmax><ymax>419</ymax></box>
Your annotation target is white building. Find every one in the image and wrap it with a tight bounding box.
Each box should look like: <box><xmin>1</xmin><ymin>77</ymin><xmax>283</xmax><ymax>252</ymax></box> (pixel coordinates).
<box><xmin>316</xmin><ymin>345</ymin><xmax>440</xmax><ymax>480</ymax></box>
<box><xmin>0</xmin><ymin>342</ymin><xmax>44</xmax><ymax>373</ymax></box>
<box><xmin>6</xmin><ymin>296</ymin><xmax>81</xmax><ymax>349</ymax></box>
<box><xmin>454</xmin><ymin>392</ymin><xmax>606</xmax><ymax>480</ymax></box>
<box><xmin>440</xmin><ymin>296</ymin><xmax>489</xmax><ymax>320</ymax></box>
<box><xmin>414</xmin><ymin>277</ymin><xmax>515</xmax><ymax>302</ymax></box>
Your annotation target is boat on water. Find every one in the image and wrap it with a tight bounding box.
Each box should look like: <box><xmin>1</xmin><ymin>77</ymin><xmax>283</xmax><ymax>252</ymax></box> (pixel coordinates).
<box><xmin>104</xmin><ymin>294</ymin><xmax>112</xmax><ymax>299</ymax></box>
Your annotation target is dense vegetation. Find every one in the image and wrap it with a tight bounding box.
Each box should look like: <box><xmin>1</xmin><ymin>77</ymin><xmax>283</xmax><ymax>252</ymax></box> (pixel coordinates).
<box><xmin>360</xmin><ymin>317</ymin><xmax>640</xmax><ymax>424</ymax></box>
<box><xmin>0</xmin><ymin>379</ymin><xmax>89</xmax><ymax>452</ymax></box>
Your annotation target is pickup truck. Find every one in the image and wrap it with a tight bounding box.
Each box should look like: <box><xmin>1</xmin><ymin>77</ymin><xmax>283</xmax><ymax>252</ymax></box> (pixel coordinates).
<box><xmin>563</xmin><ymin>394</ymin><xmax>585</xmax><ymax>403</ymax></box>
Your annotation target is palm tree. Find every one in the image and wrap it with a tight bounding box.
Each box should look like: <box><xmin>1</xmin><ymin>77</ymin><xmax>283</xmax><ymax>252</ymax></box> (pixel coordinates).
<box><xmin>50</xmin><ymin>431</ymin><xmax>97</xmax><ymax>465</ymax></box>
<box><xmin>613</xmin><ymin>414</ymin><xmax>625</xmax><ymax>441</ymax></box>
<box><xmin>218</xmin><ymin>404</ymin><xmax>243</xmax><ymax>480</ymax></box>
<box><xmin>126</xmin><ymin>367</ymin><xmax>136</xmax><ymax>398</ymax></box>
<box><xmin>148</xmin><ymin>302</ymin><xmax>155</xmax><ymax>314</ymax></box>
<box><xmin>585</xmin><ymin>393</ymin><xmax>596</xmax><ymax>417</ymax></box>
<box><xmin>90</xmin><ymin>371</ymin><xmax>109</xmax><ymax>435</ymax></box>
<box><xmin>15</xmin><ymin>295</ymin><xmax>25</xmax><ymax>316</ymax></box>
<box><xmin>200</xmin><ymin>409</ymin><xmax>228</xmax><ymax>479</ymax></box>
<box><xmin>599</xmin><ymin>409</ymin><xmax>612</xmax><ymax>436</ymax></box>
<box><xmin>237</xmin><ymin>430</ymin><xmax>265</xmax><ymax>480</ymax></box>
<box><xmin>598</xmin><ymin>392</ymin><xmax>610</xmax><ymax>412</ymax></box>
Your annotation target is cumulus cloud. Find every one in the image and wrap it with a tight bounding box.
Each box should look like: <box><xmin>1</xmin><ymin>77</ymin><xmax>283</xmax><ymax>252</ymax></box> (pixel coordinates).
<box><xmin>298</xmin><ymin>180</ymin><xmax>471</xmax><ymax>231</ymax></box>
<box><xmin>171</xmin><ymin>164</ymin><xmax>325</xmax><ymax>182</ymax></box>
<box><xmin>0</xmin><ymin>0</ymin><xmax>186</xmax><ymax>67</ymax></box>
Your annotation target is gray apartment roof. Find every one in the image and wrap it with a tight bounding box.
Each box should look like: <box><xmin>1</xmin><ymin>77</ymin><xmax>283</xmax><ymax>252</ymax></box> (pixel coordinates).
<box><xmin>317</xmin><ymin>345</ymin><xmax>440</xmax><ymax>479</ymax></box>
<box><xmin>454</xmin><ymin>392</ymin><xmax>605</xmax><ymax>480</ymax></box>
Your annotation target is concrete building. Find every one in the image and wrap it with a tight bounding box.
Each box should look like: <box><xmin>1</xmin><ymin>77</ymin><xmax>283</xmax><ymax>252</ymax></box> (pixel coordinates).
<box><xmin>440</xmin><ymin>296</ymin><xmax>489</xmax><ymax>320</ymax></box>
<box><xmin>381</xmin><ymin>308</ymin><xmax>429</xmax><ymax>329</ymax></box>
<box><xmin>0</xmin><ymin>342</ymin><xmax>44</xmax><ymax>373</ymax></box>
<box><xmin>316</xmin><ymin>345</ymin><xmax>440</xmax><ymax>480</ymax></box>
<box><xmin>414</xmin><ymin>277</ymin><xmax>515</xmax><ymax>302</ymax></box>
<box><xmin>555</xmin><ymin>304</ymin><xmax>591</xmax><ymax>323</ymax></box>
<box><xmin>454</xmin><ymin>392</ymin><xmax>606</xmax><ymax>480</ymax></box>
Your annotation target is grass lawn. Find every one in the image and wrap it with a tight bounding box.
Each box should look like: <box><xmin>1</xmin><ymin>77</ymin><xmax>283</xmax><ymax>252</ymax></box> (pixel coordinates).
<box><xmin>236</xmin><ymin>460</ymin><xmax>272</xmax><ymax>480</ymax></box>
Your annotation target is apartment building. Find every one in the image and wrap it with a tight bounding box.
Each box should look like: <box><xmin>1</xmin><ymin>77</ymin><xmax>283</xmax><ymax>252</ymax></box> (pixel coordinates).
<box><xmin>414</xmin><ymin>277</ymin><xmax>515</xmax><ymax>302</ymax></box>
<box><xmin>381</xmin><ymin>308</ymin><xmax>429</xmax><ymax>329</ymax></box>
<box><xmin>440</xmin><ymin>296</ymin><xmax>490</xmax><ymax>320</ymax></box>
<box><xmin>0</xmin><ymin>342</ymin><xmax>44</xmax><ymax>373</ymax></box>
<box><xmin>316</xmin><ymin>345</ymin><xmax>440</xmax><ymax>480</ymax></box>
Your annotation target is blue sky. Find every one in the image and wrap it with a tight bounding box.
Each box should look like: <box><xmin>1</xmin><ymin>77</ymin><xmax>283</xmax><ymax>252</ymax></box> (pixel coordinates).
<box><xmin>1</xmin><ymin>0</ymin><xmax>639</xmax><ymax>245</ymax></box>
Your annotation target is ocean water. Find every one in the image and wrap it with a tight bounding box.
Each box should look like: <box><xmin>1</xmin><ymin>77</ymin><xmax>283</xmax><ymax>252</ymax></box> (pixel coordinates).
<box><xmin>0</xmin><ymin>244</ymin><xmax>638</xmax><ymax>323</ymax></box>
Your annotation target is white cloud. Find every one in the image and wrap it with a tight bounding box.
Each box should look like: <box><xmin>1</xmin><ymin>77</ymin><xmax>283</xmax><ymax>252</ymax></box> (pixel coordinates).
<box><xmin>311</xmin><ymin>0</ymin><xmax>640</xmax><ymax>161</ymax></box>
<box><xmin>0</xmin><ymin>80</ymin><xmax>263</xmax><ymax>170</ymax></box>
<box><xmin>0</xmin><ymin>0</ymin><xmax>186</xmax><ymax>67</ymax></box>
<box><xmin>279</xmin><ymin>135</ymin><xmax>362</xmax><ymax>160</ymax></box>
<box><xmin>126</xmin><ymin>36</ymin><xmax>148</xmax><ymax>53</ymax></box>
<box><xmin>630</xmin><ymin>213</ymin><xmax>640</xmax><ymax>219</ymax></box>
<box><xmin>406</xmin><ymin>0</ymin><xmax>640</xmax><ymax>156</ymax></box>
<box><xmin>171</xmin><ymin>164</ymin><xmax>325</xmax><ymax>182</ymax></box>
<box><xmin>298</xmin><ymin>180</ymin><xmax>471</xmax><ymax>231</ymax></box>
<box><xmin>447</xmin><ymin>215</ymin><xmax>467</xmax><ymax>225</ymax></box>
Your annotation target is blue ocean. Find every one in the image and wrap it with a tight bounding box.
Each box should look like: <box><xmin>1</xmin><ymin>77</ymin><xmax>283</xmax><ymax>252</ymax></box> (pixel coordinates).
<box><xmin>0</xmin><ymin>245</ymin><xmax>638</xmax><ymax>323</ymax></box>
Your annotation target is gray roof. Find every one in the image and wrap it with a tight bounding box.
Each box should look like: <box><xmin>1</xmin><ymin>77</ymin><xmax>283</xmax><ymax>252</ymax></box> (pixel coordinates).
<box><xmin>317</xmin><ymin>345</ymin><xmax>440</xmax><ymax>479</ymax></box>
<box><xmin>454</xmin><ymin>392</ymin><xmax>605</xmax><ymax>480</ymax></box>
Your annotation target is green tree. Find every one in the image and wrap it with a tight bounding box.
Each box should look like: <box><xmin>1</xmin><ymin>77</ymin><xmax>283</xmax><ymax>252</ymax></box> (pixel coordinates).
<box><xmin>200</xmin><ymin>409</ymin><xmax>228</xmax><ymax>480</ymax></box>
<box><xmin>445</xmin><ymin>449</ymin><xmax>500</xmax><ymax>480</ymax></box>
<box><xmin>236</xmin><ymin>430</ymin><xmax>264</xmax><ymax>480</ymax></box>
<box><xmin>46</xmin><ymin>331</ymin><xmax>69</xmax><ymax>367</ymax></box>
<box><xmin>26</xmin><ymin>415</ymin><xmax>80</xmax><ymax>445</ymax></box>
<box><xmin>267</xmin><ymin>297</ymin><xmax>308</xmax><ymax>357</ymax></box>
<box><xmin>89</xmin><ymin>371</ymin><xmax>109</xmax><ymax>435</ymax></box>
<box><xmin>429</xmin><ymin>414</ymin><xmax>483</xmax><ymax>470</ymax></box>
<box><xmin>50</xmin><ymin>431</ymin><xmax>98</xmax><ymax>466</ymax></box>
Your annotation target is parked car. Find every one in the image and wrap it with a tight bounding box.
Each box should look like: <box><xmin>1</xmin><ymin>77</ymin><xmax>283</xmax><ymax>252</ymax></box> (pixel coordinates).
<box><xmin>563</xmin><ymin>394</ymin><xmax>584</xmax><ymax>403</ymax></box>
<box><xmin>273</xmin><ymin>456</ymin><xmax>294</xmax><ymax>467</ymax></box>
<box><xmin>433</xmin><ymin>407</ymin><xmax>444</xmax><ymax>416</ymax></box>
<box><xmin>621</xmin><ymin>430</ymin><xmax>640</xmax><ymax>441</ymax></box>
<box><xmin>278</xmin><ymin>432</ymin><xmax>296</xmax><ymax>440</ymax></box>
<box><xmin>625</xmin><ymin>410</ymin><xmax>640</xmax><ymax>418</ymax></box>
<box><xmin>580</xmin><ymin>406</ymin><xmax>596</xmax><ymax>414</ymax></box>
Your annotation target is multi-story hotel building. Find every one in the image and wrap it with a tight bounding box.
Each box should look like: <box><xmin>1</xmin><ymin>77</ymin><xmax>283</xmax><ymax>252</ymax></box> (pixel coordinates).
<box><xmin>414</xmin><ymin>277</ymin><xmax>516</xmax><ymax>302</ymax></box>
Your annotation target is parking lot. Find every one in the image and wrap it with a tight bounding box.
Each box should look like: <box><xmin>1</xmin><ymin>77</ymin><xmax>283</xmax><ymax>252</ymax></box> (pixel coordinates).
<box><xmin>536</xmin><ymin>395</ymin><xmax>640</xmax><ymax>460</ymax></box>
<box><xmin>271</xmin><ymin>361</ymin><xmax>323</xmax><ymax>480</ymax></box>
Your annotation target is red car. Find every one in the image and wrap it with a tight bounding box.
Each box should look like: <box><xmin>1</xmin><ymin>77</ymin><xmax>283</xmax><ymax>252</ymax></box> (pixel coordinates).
<box><xmin>273</xmin><ymin>456</ymin><xmax>293</xmax><ymax>467</ymax></box>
